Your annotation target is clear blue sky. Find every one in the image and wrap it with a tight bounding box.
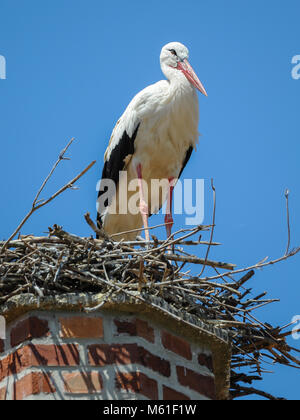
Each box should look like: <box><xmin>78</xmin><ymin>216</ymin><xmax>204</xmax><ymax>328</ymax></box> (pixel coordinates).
<box><xmin>0</xmin><ymin>0</ymin><xmax>299</xmax><ymax>400</ymax></box>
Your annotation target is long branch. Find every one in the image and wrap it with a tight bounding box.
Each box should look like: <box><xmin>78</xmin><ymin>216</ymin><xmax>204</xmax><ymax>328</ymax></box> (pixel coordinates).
<box><xmin>1</xmin><ymin>143</ymin><xmax>96</xmax><ymax>253</ymax></box>
<box><xmin>32</xmin><ymin>138</ymin><xmax>75</xmax><ymax>207</ymax></box>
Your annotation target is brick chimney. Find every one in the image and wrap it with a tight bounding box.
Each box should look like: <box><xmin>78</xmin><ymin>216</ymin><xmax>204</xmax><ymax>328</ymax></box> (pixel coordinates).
<box><xmin>0</xmin><ymin>293</ymin><xmax>231</xmax><ymax>400</ymax></box>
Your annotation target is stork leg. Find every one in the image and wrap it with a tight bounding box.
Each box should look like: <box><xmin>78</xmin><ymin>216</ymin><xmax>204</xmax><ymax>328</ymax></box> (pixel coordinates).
<box><xmin>136</xmin><ymin>164</ymin><xmax>150</xmax><ymax>242</ymax></box>
<box><xmin>165</xmin><ymin>178</ymin><xmax>175</xmax><ymax>241</ymax></box>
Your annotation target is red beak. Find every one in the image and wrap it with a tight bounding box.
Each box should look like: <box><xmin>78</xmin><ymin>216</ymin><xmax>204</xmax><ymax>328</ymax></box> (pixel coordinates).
<box><xmin>177</xmin><ymin>59</ymin><xmax>208</xmax><ymax>96</ymax></box>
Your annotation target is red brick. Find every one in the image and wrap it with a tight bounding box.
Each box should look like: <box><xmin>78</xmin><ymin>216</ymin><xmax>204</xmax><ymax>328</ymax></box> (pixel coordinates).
<box><xmin>0</xmin><ymin>387</ymin><xmax>6</xmax><ymax>400</ymax></box>
<box><xmin>14</xmin><ymin>372</ymin><xmax>55</xmax><ymax>400</ymax></box>
<box><xmin>63</xmin><ymin>371</ymin><xmax>103</xmax><ymax>394</ymax></box>
<box><xmin>59</xmin><ymin>316</ymin><xmax>103</xmax><ymax>339</ymax></box>
<box><xmin>0</xmin><ymin>344</ymin><xmax>79</xmax><ymax>382</ymax></box>
<box><xmin>114</xmin><ymin>320</ymin><xmax>136</xmax><ymax>336</ymax></box>
<box><xmin>114</xmin><ymin>319</ymin><xmax>155</xmax><ymax>343</ymax></box>
<box><xmin>161</xmin><ymin>331</ymin><xmax>192</xmax><ymax>360</ymax></box>
<box><xmin>163</xmin><ymin>386</ymin><xmax>190</xmax><ymax>400</ymax></box>
<box><xmin>10</xmin><ymin>317</ymin><xmax>49</xmax><ymax>347</ymax></box>
<box><xmin>88</xmin><ymin>343</ymin><xmax>138</xmax><ymax>366</ymax></box>
<box><xmin>116</xmin><ymin>372</ymin><xmax>158</xmax><ymax>400</ymax></box>
<box><xmin>136</xmin><ymin>319</ymin><xmax>155</xmax><ymax>343</ymax></box>
<box><xmin>28</xmin><ymin>344</ymin><xmax>80</xmax><ymax>366</ymax></box>
<box><xmin>176</xmin><ymin>366</ymin><xmax>216</xmax><ymax>399</ymax></box>
<box><xmin>138</xmin><ymin>346</ymin><xmax>170</xmax><ymax>377</ymax></box>
<box><xmin>198</xmin><ymin>353</ymin><xmax>214</xmax><ymax>372</ymax></box>
<box><xmin>88</xmin><ymin>344</ymin><xmax>170</xmax><ymax>377</ymax></box>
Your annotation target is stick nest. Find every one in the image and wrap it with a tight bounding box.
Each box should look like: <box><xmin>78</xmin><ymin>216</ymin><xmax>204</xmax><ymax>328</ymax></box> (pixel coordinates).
<box><xmin>0</xmin><ymin>222</ymin><xmax>299</xmax><ymax>401</ymax></box>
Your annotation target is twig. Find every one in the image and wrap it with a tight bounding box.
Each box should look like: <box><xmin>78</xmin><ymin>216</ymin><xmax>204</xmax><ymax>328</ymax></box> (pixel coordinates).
<box><xmin>32</xmin><ymin>138</ymin><xmax>75</xmax><ymax>207</ymax></box>
<box><xmin>230</xmin><ymin>385</ymin><xmax>286</xmax><ymax>400</ymax></box>
<box><xmin>199</xmin><ymin>179</ymin><xmax>216</xmax><ymax>277</ymax></box>
<box><xmin>1</xmin><ymin>157</ymin><xmax>96</xmax><ymax>253</ymax></box>
<box><xmin>84</xmin><ymin>212</ymin><xmax>110</xmax><ymax>240</ymax></box>
<box><xmin>164</xmin><ymin>253</ymin><xmax>236</xmax><ymax>270</ymax></box>
<box><xmin>110</xmin><ymin>222</ymin><xmax>174</xmax><ymax>238</ymax></box>
<box><xmin>285</xmin><ymin>189</ymin><xmax>291</xmax><ymax>256</ymax></box>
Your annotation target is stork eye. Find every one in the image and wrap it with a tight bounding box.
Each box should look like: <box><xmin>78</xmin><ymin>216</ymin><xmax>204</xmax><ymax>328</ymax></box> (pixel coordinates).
<box><xmin>169</xmin><ymin>49</ymin><xmax>177</xmax><ymax>56</ymax></box>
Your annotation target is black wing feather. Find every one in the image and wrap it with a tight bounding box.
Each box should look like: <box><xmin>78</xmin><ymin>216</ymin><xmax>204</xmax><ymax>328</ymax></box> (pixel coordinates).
<box><xmin>97</xmin><ymin>124</ymin><xmax>140</xmax><ymax>229</ymax></box>
<box><xmin>178</xmin><ymin>146</ymin><xmax>193</xmax><ymax>179</ymax></box>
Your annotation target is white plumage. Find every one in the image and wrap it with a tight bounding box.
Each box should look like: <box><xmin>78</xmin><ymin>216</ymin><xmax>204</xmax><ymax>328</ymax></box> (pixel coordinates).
<box><xmin>97</xmin><ymin>42</ymin><xmax>207</xmax><ymax>241</ymax></box>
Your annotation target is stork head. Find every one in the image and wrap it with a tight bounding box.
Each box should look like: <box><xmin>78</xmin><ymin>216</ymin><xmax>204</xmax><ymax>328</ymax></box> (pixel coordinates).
<box><xmin>160</xmin><ymin>42</ymin><xmax>207</xmax><ymax>96</ymax></box>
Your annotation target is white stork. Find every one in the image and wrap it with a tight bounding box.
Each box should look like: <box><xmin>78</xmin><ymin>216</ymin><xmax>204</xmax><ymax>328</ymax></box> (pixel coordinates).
<box><xmin>97</xmin><ymin>42</ymin><xmax>207</xmax><ymax>241</ymax></box>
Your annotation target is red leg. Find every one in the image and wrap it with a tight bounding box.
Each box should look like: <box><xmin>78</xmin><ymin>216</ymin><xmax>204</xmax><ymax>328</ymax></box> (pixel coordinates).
<box><xmin>165</xmin><ymin>178</ymin><xmax>174</xmax><ymax>240</ymax></box>
<box><xmin>136</xmin><ymin>164</ymin><xmax>150</xmax><ymax>242</ymax></box>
